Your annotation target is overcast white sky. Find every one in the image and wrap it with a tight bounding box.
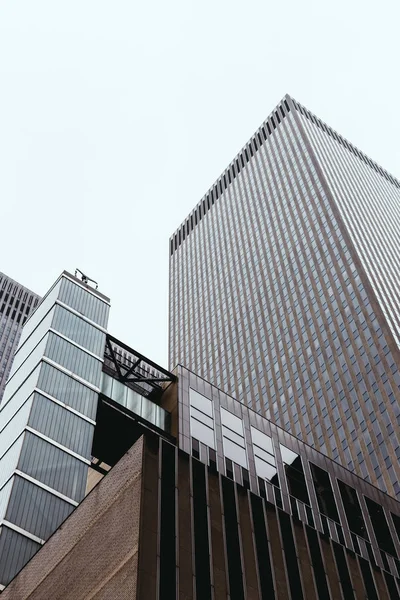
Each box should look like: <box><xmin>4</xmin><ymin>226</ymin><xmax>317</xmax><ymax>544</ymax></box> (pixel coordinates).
<box><xmin>1</xmin><ymin>0</ymin><xmax>399</xmax><ymax>368</ymax></box>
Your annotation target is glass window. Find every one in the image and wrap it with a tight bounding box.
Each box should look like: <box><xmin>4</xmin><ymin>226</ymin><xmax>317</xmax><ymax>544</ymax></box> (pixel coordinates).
<box><xmin>365</xmin><ymin>496</ymin><xmax>396</xmax><ymax>556</ymax></box>
<box><xmin>10</xmin><ymin>307</ymin><xmax>55</xmax><ymax>378</ymax></box>
<box><xmin>59</xmin><ymin>278</ymin><xmax>109</xmax><ymax>328</ymax></box>
<box><xmin>254</xmin><ymin>456</ymin><xmax>277</xmax><ymax>481</ymax></box>
<box><xmin>45</xmin><ymin>333</ymin><xmax>102</xmax><ymax>387</ymax></box>
<box><xmin>51</xmin><ymin>305</ymin><xmax>105</xmax><ymax>357</ymax></box>
<box><xmin>251</xmin><ymin>426</ymin><xmax>274</xmax><ymax>455</ymax></box>
<box><xmin>37</xmin><ymin>363</ymin><xmax>98</xmax><ymax>419</ymax></box>
<box><xmin>189</xmin><ymin>388</ymin><xmax>213</xmax><ymax>417</ymax></box>
<box><xmin>281</xmin><ymin>447</ymin><xmax>309</xmax><ymax>505</ymax></box>
<box><xmin>310</xmin><ymin>463</ymin><xmax>340</xmax><ymax>522</ymax></box>
<box><xmin>18</xmin><ymin>432</ymin><xmax>88</xmax><ymax>502</ymax></box>
<box><xmin>337</xmin><ymin>480</ymin><xmax>368</xmax><ymax>539</ymax></box>
<box><xmin>2</xmin><ymin>335</ymin><xmax>48</xmax><ymax>405</ymax></box>
<box><xmin>28</xmin><ymin>393</ymin><xmax>94</xmax><ymax>458</ymax></box>
<box><xmin>220</xmin><ymin>407</ymin><xmax>244</xmax><ymax>434</ymax></box>
<box><xmin>190</xmin><ymin>418</ymin><xmax>215</xmax><ymax>449</ymax></box>
<box><xmin>18</xmin><ymin>279</ymin><xmax>62</xmax><ymax>348</ymax></box>
<box><xmin>222</xmin><ymin>437</ymin><xmax>248</xmax><ymax>468</ymax></box>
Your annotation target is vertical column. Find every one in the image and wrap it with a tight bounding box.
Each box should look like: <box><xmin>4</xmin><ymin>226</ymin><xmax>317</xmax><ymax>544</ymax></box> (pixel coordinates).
<box><xmin>0</xmin><ymin>272</ymin><xmax>110</xmax><ymax>588</ymax></box>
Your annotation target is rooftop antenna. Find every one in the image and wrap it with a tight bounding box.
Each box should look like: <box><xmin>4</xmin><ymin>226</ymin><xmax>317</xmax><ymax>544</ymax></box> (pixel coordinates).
<box><xmin>75</xmin><ymin>268</ymin><xmax>99</xmax><ymax>290</ymax></box>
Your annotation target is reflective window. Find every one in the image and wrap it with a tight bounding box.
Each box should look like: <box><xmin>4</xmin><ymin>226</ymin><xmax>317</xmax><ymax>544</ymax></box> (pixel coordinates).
<box><xmin>102</xmin><ymin>373</ymin><xmax>169</xmax><ymax>432</ymax></box>
<box><xmin>45</xmin><ymin>333</ymin><xmax>102</xmax><ymax>387</ymax></box>
<box><xmin>280</xmin><ymin>445</ymin><xmax>309</xmax><ymax>505</ymax></box>
<box><xmin>37</xmin><ymin>363</ymin><xmax>98</xmax><ymax>419</ymax></box>
<box><xmin>364</xmin><ymin>496</ymin><xmax>396</xmax><ymax>556</ymax></box>
<box><xmin>189</xmin><ymin>388</ymin><xmax>213</xmax><ymax>417</ymax></box>
<box><xmin>59</xmin><ymin>278</ymin><xmax>109</xmax><ymax>328</ymax></box>
<box><xmin>251</xmin><ymin>426</ymin><xmax>276</xmax><ymax>481</ymax></box>
<box><xmin>18</xmin><ymin>432</ymin><xmax>88</xmax><ymax>502</ymax></box>
<box><xmin>310</xmin><ymin>462</ymin><xmax>340</xmax><ymax>522</ymax></box>
<box><xmin>337</xmin><ymin>479</ymin><xmax>368</xmax><ymax>539</ymax></box>
<box><xmin>51</xmin><ymin>305</ymin><xmax>105</xmax><ymax>357</ymax></box>
<box><xmin>221</xmin><ymin>408</ymin><xmax>247</xmax><ymax>468</ymax></box>
<box><xmin>189</xmin><ymin>388</ymin><xmax>215</xmax><ymax>449</ymax></box>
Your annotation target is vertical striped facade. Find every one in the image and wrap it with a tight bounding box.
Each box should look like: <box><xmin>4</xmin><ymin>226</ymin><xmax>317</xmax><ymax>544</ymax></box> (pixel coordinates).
<box><xmin>0</xmin><ymin>273</ymin><xmax>40</xmax><ymax>404</ymax></box>
<box><xmin>169</xmin><ymin>95</ymin><xmax>400</xmax><ymax>499</ymax></box>
<box><xmin>0</xmin><ymin>271</ymin><xmax>110</xmax><ymax>588</ymax></box>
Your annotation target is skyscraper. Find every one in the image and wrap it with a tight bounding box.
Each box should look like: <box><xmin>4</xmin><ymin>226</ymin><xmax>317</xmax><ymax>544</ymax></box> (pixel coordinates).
<box><xmin>0</xmin><ymin>272</ymin><xmax>40</xmax><ymax>403</ymax></box>
<box><xmin>169</xmin><ymin>95</ymin><xmax>400</xmax><ymax>499</ymax></box>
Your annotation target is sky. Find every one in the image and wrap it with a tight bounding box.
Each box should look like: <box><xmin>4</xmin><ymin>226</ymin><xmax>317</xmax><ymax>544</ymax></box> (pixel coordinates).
<box><xmin>1</xmin><ymin>0</ymin><xmax>399</xmax><ymax>369</ymax></box>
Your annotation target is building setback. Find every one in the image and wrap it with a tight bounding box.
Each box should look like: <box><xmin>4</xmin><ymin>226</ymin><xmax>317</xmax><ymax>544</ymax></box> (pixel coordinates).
<box><xmin>169</xmin><ymin>94</ymin><xmax>400</xmax><ymax>499</ymax></box>
<box><xmin>0</xmin><ymin>272</ymin><xmax>40</xmax><ymax>403</ymax></box>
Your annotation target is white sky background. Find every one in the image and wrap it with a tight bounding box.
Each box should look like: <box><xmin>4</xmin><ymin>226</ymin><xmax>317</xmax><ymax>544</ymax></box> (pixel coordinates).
<box><xmin>1</xmin><ymin>0</ymin><xmax>399</xmax><ymax>368</ymax></box>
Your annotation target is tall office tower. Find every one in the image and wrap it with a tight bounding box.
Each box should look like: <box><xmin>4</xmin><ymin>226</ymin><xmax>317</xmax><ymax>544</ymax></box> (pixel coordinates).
<box><xmin>0</xmin><ymin>272</ymin><xmax>40</xmax><ymax>403</ymax></box>
<box><xmin>169</xmin><ymin>95</ymin><xmax>400</xmax><ymax>499</ymax></box>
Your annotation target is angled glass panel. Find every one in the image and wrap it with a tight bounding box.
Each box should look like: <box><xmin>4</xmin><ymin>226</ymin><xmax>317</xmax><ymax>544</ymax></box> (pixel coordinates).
<box><xmin>280</xmin><ymin>444</ymin><xmax>298</xmax><ymax>466</ymax></box>
<box><xmin>0</xmin><ymin>478</ymin><xmax>14</xmax><ymax>522</ymax></box>
<box><xmin>59</xmin><ymin>278</ymin><xmax>109</xmax><ymax>328</ymax></box>
<box><xmin>2</xmin><ymin>335</ymin><xmax>48</xmax><ymax>405</ymax></box>
<box><xmin>254</xmin><ymin>456</ymin><xmax>277</xmax><ymax>481</ymax></box>
<box><xmin>45</xmin><ymin>333</ymin><xmax>102</xmax><ymax>387</ymax></box>
<box><xmin>51</xmin><ymin>305</ymin><xmax>106</xmax><ymax>357</ymax></box>
<box><xmin>19</xmin><ymin>279</ymin><xmax>62</xmax><ymax>348</ymax></box>
<box><xmin>0</xmin><ymin>526</ymin><xmax>40</xmax><ymax>586</ymax></box>
<box><xmin>189</xmin><ymin>388</ymin><xmax>213</xmax><ymax>417</ymax></box>
<box><xmin>6</xmin><ymin>475</ymin><xmax>74</xmax><ymax>541</ymax></box>
<box><xmin>0</xmin><ymin>366</ymin><xmax>40</xmax><ymax>425</ymax></box>
<box><xmin>0</xmin><ymin>395</ymin><xmax>34</xmax><ymax>459</ymax></box>
<box><xmin>220</xmin><ymin>408</ymin><xmax>244</xmax><ymax>435</ymax></box>
<box><xmin>10</xmin><ymin>307</ymin><xmax>54</xmax><ymax>379</ymax></box>
<box><xmin>251</xmin><ymin>426</ymin><xmax>274</xmax><ymax>455</ymax></box>
<box><xmin>37</xmin><ymin>363</ymin><xmax>98</xmax><ymax>420</ymax></box>
<box><xmin>190</xmin><ymin>418</ymin><xmax>215</xmax><ymax>449</ymax></box>
<box><xmin>18</xmin><ymin>432</ymin><xmax>88</xmax><ymax>502</ymax></box>
<box><xmin>0</xmin><ymin>434</ymin><xmax>25</xmax><ymax>490</ymax></box>
<box><xmin>28</xmin><ymin>393</ymin><xmax>94</xmax><ymax>458</ymax></box>
<box><xmin>222</xmin><ymin>437</ymin><xmax>247</xmax><ymax>468</ymax></box>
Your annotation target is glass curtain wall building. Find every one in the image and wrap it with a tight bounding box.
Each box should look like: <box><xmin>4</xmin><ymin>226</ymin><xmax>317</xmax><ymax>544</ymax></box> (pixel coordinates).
<box><xmin>169</xmin><ymin>95</ymin><xmax>400</xmax><ymax>499</ymax></box>
<box><xmin>0</xmin><ymin>271</ymin><xmax>110</xmax><ymax>588</ymax></box>
<box><xmin>0</xmin><ymin>273</ymin><xmax>40</xmax><ymax>403</ymax></box>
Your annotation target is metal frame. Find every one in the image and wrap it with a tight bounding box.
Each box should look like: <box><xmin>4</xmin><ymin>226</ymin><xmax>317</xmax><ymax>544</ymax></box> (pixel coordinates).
<box><xmin>103</xmin><ymin>334</ymin><xmax>176</xmax><ymax>399</ymax></box>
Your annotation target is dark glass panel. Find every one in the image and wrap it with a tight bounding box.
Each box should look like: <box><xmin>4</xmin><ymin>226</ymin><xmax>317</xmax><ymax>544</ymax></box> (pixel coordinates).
<box><xmin>192</xmin><ymin>459</ymin><xmax>211</xmax><ymax>600</ymax></box>
<box><xmin>338</xmin><ymin>479</ymin><xmax>369</xmax><ymax>539</ymax></box>
<box><xmin>250</xmin><ymin>493</ymin><xmax>275</xmax><ymax>598</ymax></box>
<box><xmin>6</xmin><ymin>476</ymin><xmax>73</xmax><ymax>540</ymax></box>
<box><xmin>310</xmin><ymin>463</ymin><xmax>340</xmax><ymax>523</ymax></box>
<box><xmin>0</xmin><ymin>526</ymin><xmax>39</xmax><ymax>586</ymax></box>
<box><xmin>221</xmin><ymin>477</ymin><xmax>245</xmax><ymax>600</ymax></box>
<box><xmin>365</xmin><ymin>496</ymin><xmax>396</xmax><ymax>556</ymax></box>
<box><xmin>159</xmin><ymin>441</ymin><xmax>176</xmax><ymax>600</ymax></box>
<box><xmin>278</xmin><ymin>510</ymin><xmax>304</xmax><ymax>600</ymax></box>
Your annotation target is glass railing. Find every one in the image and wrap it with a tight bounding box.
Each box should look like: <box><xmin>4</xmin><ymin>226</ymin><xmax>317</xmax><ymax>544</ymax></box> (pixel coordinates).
<box><xmin>101</xmin><ymin>372</ymin><xmax>170</xmax><ymax>432</ymax></box>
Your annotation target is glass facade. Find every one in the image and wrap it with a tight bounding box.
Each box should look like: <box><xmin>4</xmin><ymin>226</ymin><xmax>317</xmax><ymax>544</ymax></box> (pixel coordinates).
<box><xmin>0</xmin><ymin>272</ymin><xmax>110</xmax><ymax>587</ymax></box>
<box><xmin>101</xmin><ymin>372</ymin><xmax>170</xmax><ymax>432</ymax></box>
<box><xmin>170</xmin><ymin>95</ymin><xmax>400</xmax><ymax>499</ymax></box>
